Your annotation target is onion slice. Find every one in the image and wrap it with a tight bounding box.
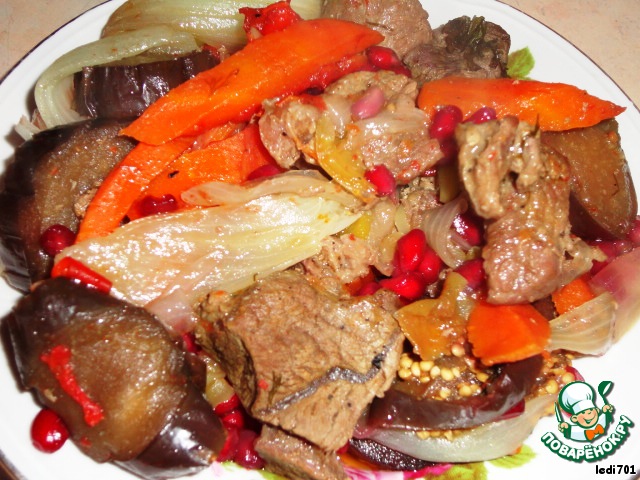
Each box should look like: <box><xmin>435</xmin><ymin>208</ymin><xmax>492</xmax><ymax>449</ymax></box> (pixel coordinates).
<box><xmin>365</xmin><ymin>395</ymin><xmax>554</xmax><ymax>463</ymax></box>
<box><xmin>103</xmin><ymin>0</ymin><xmax>322</xmax><ymax>52</ymax></box>
<box><xmin>35</xmin><ymin>26</ymin><xmax>198</xmax><ymax>128</ymax></box>
<box><xmin>548</xmin><ymin>292</ymin><xmax>617</xmax><ymax>355</ymax></box>
<box><xmin>590</xmin><ymin>246</ymin><xmax>640</xmax><ymax>340</ymax></box>
<box><xmin>421</xmin><ymin>196</ymin><xmax>468</xmax><ymax>268</ymax></box>
<box><xmin>182</xmin><ymin>170</ymin><xmax>362</xmax><ymax>210</ymax></box>
<box><xmin>55</xmin><ymin>194</ymin><xmax>360</xmax><ymax>308</ymax></box>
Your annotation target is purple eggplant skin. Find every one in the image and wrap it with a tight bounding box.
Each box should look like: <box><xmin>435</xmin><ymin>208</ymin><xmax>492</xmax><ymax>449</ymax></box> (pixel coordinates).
<box><xmin>6</xmin><ymin>278</ymin><xmax>226</xmax><ymax>477</ymax></box>
<box><xmin>348</xmin><ymin>437</ymin><xmax>436</xmax><ymax>471</ymax></box>
<box><xmin>541</xmin><ymin>119</ymin><xmax>638</xmax><ymax>240</ymax></box>
<box><xmin>74</xmin><ymin>49</ymin><xmax>220</xmax><ymax>120</ymax></box>
<box><xmin>366</xmin><ymin>355</ymin><xmax>542</xmax><ymax>431</ymax></box>
<box><xmin>0</xmin><ymin>118</ymin><xmax>136</xmax><ymax>292</ymax></box>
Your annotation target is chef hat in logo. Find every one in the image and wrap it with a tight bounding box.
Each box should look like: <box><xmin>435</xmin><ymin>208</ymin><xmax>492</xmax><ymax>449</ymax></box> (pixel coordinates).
<box><xmin>559</xmin><ymin>381</ymin><xmax>597</xmax><ymax>415</ymax></box>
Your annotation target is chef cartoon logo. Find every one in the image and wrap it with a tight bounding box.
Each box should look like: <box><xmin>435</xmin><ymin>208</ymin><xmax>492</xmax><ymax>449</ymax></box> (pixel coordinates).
<box><xmin>540</xmin><ymin>380</ymin><xmax>634</xmax><ymax>462</ymax></box>
<box><xmin>556</xmin><ymin>380</ymin><xmax>613</xmax><ymax>442</ymax></box>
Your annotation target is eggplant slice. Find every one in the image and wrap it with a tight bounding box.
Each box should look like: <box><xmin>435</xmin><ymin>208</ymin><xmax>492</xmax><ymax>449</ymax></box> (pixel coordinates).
<box><xmin>6</xmin><ymin>278</ymin><xmax>225</xmax><ymax>477</ymax></box>
<box><xmin>541</xmin><ymin>119</ymin><xmax>637</xmax><ymax>240</ymax></box>
<box><xmin>74</xmin><ymin>50</ymin><xmax>220</xmax><ymax>120</ymax></box>
<box><xmin>0</xmin><ymin>119</ymin><xmax>136</xmax><ymax>292</ymax></box>
<box><xmin>366</xmin><ymin>355</ymin><xmax>543</xmax><ymax>431</ymax></box>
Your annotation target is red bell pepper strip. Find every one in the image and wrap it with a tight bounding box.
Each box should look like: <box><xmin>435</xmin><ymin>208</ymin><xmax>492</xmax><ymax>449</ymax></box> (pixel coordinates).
<box><xmin>120</xmin><ymin>18</ymin><xmax>384</xmax><ymax>145</ymax></box>
<box><xmin>40</xmin><ymin>345</ymin><xmax>105</xmax><ymax>427</ymax></box>
<box><xmin>51</xmin><ymin>257</ymin><xmax>112</xmax><ymax>293</ymax></box>
<box><xmin>240</xmin><ymin>0</ymin><xmax>302</xmax><ymax>40</ymax></box>
<box><xmin>417</xmin><ymin>77</ymin><xmax>625</xmax><ymax>131</ymax></box>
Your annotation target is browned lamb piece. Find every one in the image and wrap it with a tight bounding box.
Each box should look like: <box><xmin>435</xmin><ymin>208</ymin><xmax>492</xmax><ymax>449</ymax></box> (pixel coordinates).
<box><xmin>404</xmin><ymin>15</ymin><xmax>511</xmax><ymax>84</ymax></box>
<box><xmin>321</xmin><ymin>0</ymin><xmax>433</xmax><ymax>57</ymax></box>
<box><xmin>455</xmin><ymin>116</ymin><xmax>595</xmax><ymax>304</ymax></box>
<box><xmin>255</xmin><ymin>425</ymin><xmax>348</xmax><ymax>480</ymax></box>
<box><xmin>258</xmin><ymin>70</ymin><xmax>442</xmax><ymax>183</ymax></box>
<box><xmin>199</xmin><ymin>269</ymin><xmax>403</xmax><ymax>453</ymax></box>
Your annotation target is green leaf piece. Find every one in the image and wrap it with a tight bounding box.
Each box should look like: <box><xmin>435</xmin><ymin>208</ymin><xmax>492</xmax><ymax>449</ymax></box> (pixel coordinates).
<box><xmin>507</xmin><ymin>47</ymin><xmax>535</xmax><ymax>79</ymax></box>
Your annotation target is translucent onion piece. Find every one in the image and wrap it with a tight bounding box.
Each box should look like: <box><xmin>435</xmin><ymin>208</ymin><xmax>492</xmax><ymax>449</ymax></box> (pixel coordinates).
<box><xmin>35</xmin><ymin>25</ymin><xmax>198</xmax><ymax>128</ymax></box>
<box><xmin>55</xmin><ymin>194</ymin><xmax>360</xmax><ymax>307</ymax></box>
<box><xmin>315</xmin><ymin>116</ymin><xmax>377</xmax><ymax>202</ymax></box>
<box><xmin>102</xmin><ymin>0</ymin><xmax>322</xmax><ymax>52</ymax></box>
<box><xmin>591</xmin><ymin>246</ymin><xmax>640</xmax><ymax>340</ymax></box>
<box><xmin>144</xmin><ymin>287</ymin><xmax>199</xmax><ymax>334</ymax></box>
<box><xmin>366</xmin><ymin>199</ymin><xmax>399</xmax><ymax>276</ymax></box>
<box><xmin>182</xmin><ymin>170</ymin><xmax>362</xmax><ymax>210</ymax></box>
<box><xmin>421</xmin><ymin>196</ymin><xmax>468</xmax><ymax>268</ymax></box>
<box><xmin>366</xmin><ymin>395</ymin><xmax>554</xmax><ymax>463</ymax></box>
<box><xmin>548</xmin><ymin>292</ymin><xmax>617</xmax><ymax>356</ymax></box>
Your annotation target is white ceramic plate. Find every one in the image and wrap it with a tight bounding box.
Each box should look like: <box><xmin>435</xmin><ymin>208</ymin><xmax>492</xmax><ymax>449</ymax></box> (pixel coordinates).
<box><xmin>0</xmin><ymin>1</ymin><xmax>638</xmax><ymax>479</ymax></box>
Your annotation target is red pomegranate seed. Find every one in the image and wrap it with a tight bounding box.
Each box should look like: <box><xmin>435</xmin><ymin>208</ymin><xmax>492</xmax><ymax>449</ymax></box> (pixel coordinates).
<box><xmin>416</xmin><ymin>245</ymin><xmax>443</xmax><ymax>284</ymax></box>
<box><xmin>437</xmin><ymin>137</ymin><xmax>459</xmax><ymax>164</ymax></box>
<box><xmin>247</xmin><ymin>164</ymin><xmax>284</xmax><ymax>180</ymax></box>
<box><xmin>465</xmin><ymin>107</ymin><xmax>497</xmax><ymax>124</ymax></box>
<box><xmin>393</xmin><ymin>229</ymin><xmax>427</xmax><ymax>274</ymax></box>
<box><xmin>139</xmin><ymin>194</ymin><xmax>179</xmax><ymax>217</ymax></box>
<box><xmin>214</xmin><ymin>393</ymin><xmax>241</xmax><ymax>416</ymax></box>
<box><xmin>222</xmin><ymin>409</ymin><xmax>246</xmax><ymax>430</ymax></box>
<box><xmin>31</xmin><ymin>408</ymin><xmax>69</xmax><ymax>453</ymax></box>
<box><xmin>39</xmin><ymin>224</ymin><xmax>76</xmax><ymax>256</ymax></box>
<box><xmin>454</xmin><ymin>258</ymin><xmax>486</xmax><ymax>289</ymax></box>
<box><xmin>379</xmin><ymin>272</ymin><xmax>426</xmax><ymax>301</ymax></box>
<box><xmin>365</xmin><ymin>164</ymin><xmax>396</xmax><ymax>198</ymax></box>
<box><xmin>366</xmin><ymin>46</ymin><xmax>403</xmax><ymax>70</ymax></box>
<box><xmin>233</xmin><ymin>429</ymin><xmax>265</xmax><ymax>470</ymax></box>
<box><xmin>453</xmin><ymin>212</ymin><xmax>484</xmax><ymax>247</ymax></box>
<box><xmin>429</xmin><ymin>105</ymin><xmax>463</xmax><ymax>141</ymax></box>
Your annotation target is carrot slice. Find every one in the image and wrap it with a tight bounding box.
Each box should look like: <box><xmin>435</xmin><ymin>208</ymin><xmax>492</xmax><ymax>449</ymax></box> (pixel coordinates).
<box><xmin>121</xmin><ymin>18</ymin><xmax>384</xmax><ymax>145</ymax></box>
<box><xmin>127</xmin><ymin>123</ymin><xmax>277</xmax><ymax>220</ymax></box>
<box><xmin>76</xmin><ymin>136</ymin><xmax>196</xmax><ymax>242</ymax></box>
<box><xmin>551</xmin><ymin>274</ymin><xmax>596</xmax><ymax>315</ymax></box>
<box><xmin>417</xmin><ymin>77</ymin><xmax>625</xmax><ymax>131</ymax></box>
<box><xmin>466</xmin><ymin>301</ymin><xmax>551</xmax><ymax>366</ymax></box>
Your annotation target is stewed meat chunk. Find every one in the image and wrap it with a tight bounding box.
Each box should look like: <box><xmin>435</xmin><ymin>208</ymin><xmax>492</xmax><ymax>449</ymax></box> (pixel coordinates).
<box><xmin>456</xmin><ymin>117</ymin><xmax>595</xmax><ymax>303</ymax></box>
<box><xmin>199</xmin><ymin>270</ymin><xmax>403</xmax><ymax>452</ymax></box>
<box><xmin>259</xmin><ymin>70</ymin><xmax>442</xmax><ymax>185</ymax></box>
<box><xmin>404</xmin><ymin>16</ymin><xmax>511</xmax><ymax>85</ymax></box>
<box><xmin>255</xmin><ymin>425</ymin><xmax>348</xmax><ymax>480</ymax></box>
<box><xmin>321</xmin><ymin>0</ymin><xmax>432</xmax><ymax>57</ymax></box>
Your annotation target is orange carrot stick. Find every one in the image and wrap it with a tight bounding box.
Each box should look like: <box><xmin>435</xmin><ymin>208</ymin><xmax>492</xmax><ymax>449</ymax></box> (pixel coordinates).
<box><xmin>466</xmin><ymin>301</ymin><xmax>551</xmax><ymax>366</ymax></box>
<box><xmin>551</xmin><ymin>274</ymin><xmax>596</xmax><ymax>315</ymax></box>
<box><xmin>75</xmin><ymin>135</ymin><xmax>195</xmax><ymax>242</ymax></box>
<box><xmin>121</xmin><ymin>19</ymin><xmax>384</xmax><ymax>145</ymax></box>
<box><xmin>417</xmin><ymin>77</ymin><xmax>625</xmax><ymax>131</ymax></box>
<box><xmin>127</xmin><ymin>123</ymin><xmax>277</xmax><ymax>220</ymax></box>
